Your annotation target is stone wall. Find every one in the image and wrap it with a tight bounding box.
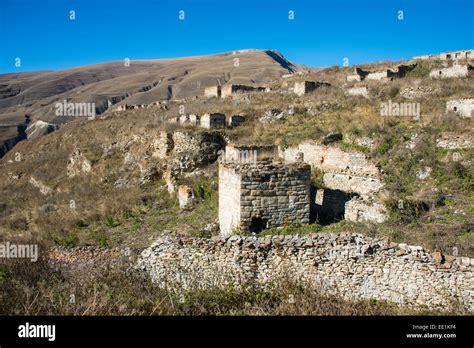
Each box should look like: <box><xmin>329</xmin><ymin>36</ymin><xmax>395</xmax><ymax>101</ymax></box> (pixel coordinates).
<box><xmin>366</xmin><ymin>70</ymin><xmax>391</xmax><ymax>81</ymax></box>
<box><xmin>440</xmin><ymin>50</ymin><xmax>473</xmax><ymax>61</ymax></box>
<box><xmin>137</xmin><ymin>233</ymin><xmax>474</xmax><ymax>311</ymax></box>
<box><xmin>322</xmin><ymin>172</ymin><xmax>384</xmax><ymax>197</ymax></box>
<box><xmin>201</xmin><ymin>113</ymin><xmax>226</xmax><ymax>129</ymax></box>
<box><xmin>218</xmin><ymin>160</ymin><xmax>311</xmax><ymax>234</ymax></box>
<box><xmin>281</xmin><ymin>143</ymin><xmax>387</xmax><ymax>223</ymax></box>
<box><xmin>430</xmin><ymin>65</ymin><xmax>470</xmax><ymax>79</ymax></box>
<box><xmin>446</xmin><ymin>99</ymin><xmax>474</xmax><ymax>118</ymax></box>
<box><xmin>294</xmin><ymin>81</ymin><xmax>330</xmax><ymax>96</ymax></box>
<box><xmin>204</xmin><ymin>86</ymin><xmax>221</xmax><ymax>98</ymax></box>
<box><xmin>221</xmin><ymin>84</ymin><xmax>264</xmax><ymax>98</ymax></box>
<box><xmin>281</xmin><ymin>142</ymin><xmax>379</xmax><ymax>176</ymax></box>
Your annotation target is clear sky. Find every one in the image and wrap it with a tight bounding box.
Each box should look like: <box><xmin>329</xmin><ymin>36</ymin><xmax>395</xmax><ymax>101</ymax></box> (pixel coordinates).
<box><xmin>0</xmin><ymin>0</ymin><xmax>473</xmax><ymax>73</ymax></box>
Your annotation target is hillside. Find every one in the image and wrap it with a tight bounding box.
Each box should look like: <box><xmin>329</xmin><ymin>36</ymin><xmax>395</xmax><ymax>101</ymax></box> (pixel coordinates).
<box><xmin>0</xmin><ymin>49</ymin><xmax>300</xmax><ymax>157</ymax></box>
<box><xmin>0</xmin><ymin>52</ymin><xmax>472</xmax><ymax>259</ymax></box>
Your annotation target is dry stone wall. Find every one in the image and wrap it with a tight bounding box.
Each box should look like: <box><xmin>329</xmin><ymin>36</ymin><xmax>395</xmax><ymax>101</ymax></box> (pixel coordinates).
<box><xmin>138</xmin><ymin>233</ymin><xmax>474</xmax><ymax>311</ymax></box>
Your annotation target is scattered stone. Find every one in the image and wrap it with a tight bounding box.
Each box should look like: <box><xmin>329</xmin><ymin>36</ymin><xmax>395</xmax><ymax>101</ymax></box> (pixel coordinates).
<box><xmin>259</xmin><ymin>109</ymin><xmax>287</xmax><ymax>123</ymax></box>
<box><xmin>416</xmin><ymin>167</ymin><xmax>432</xmax><ymax>180</ymax></box>
<box><xmin>322</xmin><ymin>132</ymin><xmax>343</xmax><ymax>145</ymax></box>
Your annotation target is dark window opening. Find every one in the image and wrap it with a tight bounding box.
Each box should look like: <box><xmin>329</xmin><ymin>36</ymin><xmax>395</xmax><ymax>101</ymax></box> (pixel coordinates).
<box><xmin>249</xmin><ymin>217</ymin><xmax>268</xmax><ymax>233</ymax></box>
<box><xmin>311</xmin><ymin>188</ymin><xmax>357</xmax><ymax>225</ymax></box>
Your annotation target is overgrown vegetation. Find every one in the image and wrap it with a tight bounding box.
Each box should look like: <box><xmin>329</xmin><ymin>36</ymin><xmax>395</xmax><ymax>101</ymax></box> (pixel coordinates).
<box><xmin>0</xmin><ymin>253</ymin><xmax>463</xmax><ymax>316</ymax></box>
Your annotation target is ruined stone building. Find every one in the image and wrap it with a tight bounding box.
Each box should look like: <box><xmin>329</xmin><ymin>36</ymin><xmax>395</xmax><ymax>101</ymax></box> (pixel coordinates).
<box><xmin>227</xmin><ymin>115</ymin><xmax>246</xmax><ymax>127</ymax></box>
<box><xmin>346</xmin><ymin>67</ymin><xmax>369</xmax><ymax>82</ymax></box>
<box><xmin>201</xmin><ymin>113</ymin><xmax>226</xmax><ymax>129</ymax></box>
<box><xmin>204</xmin><ymin>86</ymin><xmax>221</xmax><ymax>98</ymax></box>
<box><xmin>347</xmin><ymin>64</ymin><xmax>415</xmax><ymax>82</ymax></box>
<box><xmin>446</xmin><ymin>99</ymin><xmax>474</xmax><ymax>118</ymax></box>
<box><xmin>413</xmin><ymin>50</ymin><xmax>473</xmax><ymax>62</ymax></box>
<box><xmin>281</xmin><ymin>142</ymin><xmax>387</xmax><ymax>224</ymax></box>
<box><xmin>430</xmin><ymin>64</ymin><xmax>471</xmax><ymax>79</ymax></box>
<box><xmin>221</xmin><ymin>84</ymin><xmax>265</xmax><ymax>98</ymax></box>
<box><xmin>440</xmin><ymin>50</ymin><xmax>473</xmax><ymax>61</ymax></box>
<box><xmin>170</xmin><ymin>113</ymin><xmax>245</xmax><ymax>129</ymax></box>
<box><xmin>218</xmin><ymin>141</ymin><xmax>388</xmax><ymax>234</ymax></box>
<box><xmin>189</xmin><ymin>114</ymin><xmax>200</xmax><ymax>125</ymax></box>
<box><xmin>293</xmin><ymin>81</ymin><xmax>330</xmax><ymax>96</ymax></box>
<box><xmin>218</xmin><ymin>159</ymin><xmax>311</xmax><ymax>235</ymax></box>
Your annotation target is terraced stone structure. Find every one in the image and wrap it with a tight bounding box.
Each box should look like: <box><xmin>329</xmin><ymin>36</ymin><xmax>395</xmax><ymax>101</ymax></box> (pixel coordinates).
<box><xmin>218</xmin><ymin>160</ymin><xmax>311</xmax><ymax>235</ymax></box>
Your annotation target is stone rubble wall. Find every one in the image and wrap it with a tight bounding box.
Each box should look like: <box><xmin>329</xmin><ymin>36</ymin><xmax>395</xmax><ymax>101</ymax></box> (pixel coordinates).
<box><xmin>137</xmin><ymin>233</ymin><xmax>474</xmax><ymax>312</ymax></box>
<box><xmin>366</xmin><ymin>70</ymin><xmax>391</xmax><ymax>81</ymax></box>
<box><xmin>281</xmin><ymin>143</ymin><xmax>386</xmax><ymax>223</ymax></box>
<box><xmin>322</xmin><ymin>172</ymin><xmax>384</xmax><ymax>197</ymax></box>
<box><xmin>281</xmin><ymin>142</ymin><xmax>379</xmax><ymax>177</ymax></box>
<box><xmin>344</xmin><ymin>197</ymin><xmax>388</xmax><ymax>223</ymax></box>
<box><xmin>446</xmin><ymin>99</ymin><xmax>474</xmax><ymax>118</ymax></box>
<box><xmin>430</xmin><ymin>65</ymin><xmax>470</xmax><ymax>79</ymax></box>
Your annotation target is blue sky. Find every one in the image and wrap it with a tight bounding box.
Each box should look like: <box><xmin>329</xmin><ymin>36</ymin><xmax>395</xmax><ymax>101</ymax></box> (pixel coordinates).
<box><xmin>0</xmin><ymin>0</ymin><xmax>472</xmax><ymax>73</ymax></box>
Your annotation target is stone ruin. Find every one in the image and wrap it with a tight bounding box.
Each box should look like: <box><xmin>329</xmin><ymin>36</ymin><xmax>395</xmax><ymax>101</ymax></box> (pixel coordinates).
<box><xmin>204</xmin><ymin>86</ymin><xmax>221</xmax><ymax>98</ymax></box>
<box><xmin>347</xmin><ymin>64</ymin><xmax>416</xmax><ymax>82</ymax></box>
<box><xmin>217</xmin><ymin>141</ymin><xmax>388</xmax><ymax>235</ymax></box>
<box><xmin>412</xmin><ymin>50</ymin><xmax>474</xmax><ymax>61</ymax></box>
<box><xmin>281</xmin><ymin>142</ymin><xmax>387</xmax><ymax>224</ymax></box>
<box><xmin>221</xmin><ymin>84</ymin><xmax>266</xmax><ymax>98</ymax></box>
<box><xmin>293</xmin><ymin>81</ymin><xmax>330</xmax><ymax>96</ymax></box>
<box><xmin>430</xmin><ymin>64</ymin><xmax>471</xmax><ymax>79</ymax></box>
<box><xmin>218</xmin><ymin>159</ymin><xmax>311</xmax><ymax>235</ymax></box>
<box><xmin>227</xmin><ymin>115</ymin><xmax>246</xmax><ymax>127</ymax></box>
<box><xmin>169</xmin><ymin>113</ymin><xmax>246</xmax><ymax>129</ymax></box>
<box><xmin>201</xmin><ymin>113</ymin><xmax>226</xmax><ymax>129</ymax></box>
<box><xmin>439</xmin><ymin>50</ymin><xmax>473</xmax><ymax>61</ymax></box>
<box><xmin>446</xmin><ymin>98</ymin><xmax>474</xmax><ymax>118</ymax></box>
<box><xmin>346</xmin><ymin>67</ymin><xmax>369</xmax><ymax>82</ymax></box>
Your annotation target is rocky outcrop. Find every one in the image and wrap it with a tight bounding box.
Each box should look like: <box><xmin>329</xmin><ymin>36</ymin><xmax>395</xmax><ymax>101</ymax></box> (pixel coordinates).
<box><xmin>67</xmin><ymin>150</ymin><xmax>92</xmax><ymax>178</ymax></box>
